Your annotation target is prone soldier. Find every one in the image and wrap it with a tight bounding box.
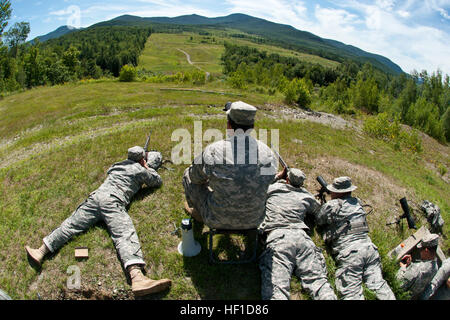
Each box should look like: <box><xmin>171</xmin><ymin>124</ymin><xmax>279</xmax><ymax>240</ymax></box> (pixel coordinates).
<box><xmin>259</xmin><ymin>167</ymin><xmax>337</xmax><ymax>300</ymax></box>
<box><xmin>25</xmin><ymin>146</ymin><xmax>172</xmax><ymax>297</ymax></box>
<box><xmin>314</xmin><ymin>176</ymin><xmax>396</xmax><ymax>300</ymax></box>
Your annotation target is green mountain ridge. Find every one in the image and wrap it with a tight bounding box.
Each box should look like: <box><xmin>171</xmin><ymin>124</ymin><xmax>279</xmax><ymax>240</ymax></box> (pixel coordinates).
<box><xmin>38</xmin><ymin>13</ymin><xmax>403</xmax><ymax>75</ymax></box>
<box><xmin>107</xmin><ymin>13</ymin><xmax>404</xmax><ymax>75</ymax></box>
<box><xmin>32</xmin><ymin>25</ymin><xmax>82</xmax><ymax>43</ymax></box>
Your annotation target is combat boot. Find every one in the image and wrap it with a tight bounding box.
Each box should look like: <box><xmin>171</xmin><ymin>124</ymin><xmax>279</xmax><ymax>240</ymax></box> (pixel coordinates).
<box><xmin>25</xmin><ymin>244</ymin><xmax>49</xmax><ymax>268</ymax></box>
<box><xmin>129</xmin><ymin>266</ymin><xmax>171</xmax><ymax>297</ymax></box>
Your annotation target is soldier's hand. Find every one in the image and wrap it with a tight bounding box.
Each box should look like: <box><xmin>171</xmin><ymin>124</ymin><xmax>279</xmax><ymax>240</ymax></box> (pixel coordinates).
<box><xmin>400</xmin><ymin>254</ymin><xmax>412</xmax><ymax>267</ymax></box>
<box><xmin>276</xmin><ymin>167</ymin><xmax>287</xmax><ymax>180</ymax></box>
<box><xmin>139</xmin><ymin>158</ymin><xmax>150</xmax><ymax>169</ymax></box>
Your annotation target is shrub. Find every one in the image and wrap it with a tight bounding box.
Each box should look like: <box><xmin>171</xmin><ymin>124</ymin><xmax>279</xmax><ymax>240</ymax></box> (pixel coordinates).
<box><xmin>283</xmin><ymin>78</ymin><xmax>311</xmax><ymax>107</ymax></box>
<box><xmin>119</xmin><ymin>64</ymin><xmax>137</xmax><ymax>82</ymax></box>
<box><xmin>363</xmin><ymin>113</ymin><xmax>422</xmax><ymax>153</ymax></box>
<box><xmin>406</xmin><ymin>97</ymin><xmax>445</xmax><ymax>142</ymax></box>
<box><xmin>351</xmin><ymin>76</ymin><xmax>379</xmax><ymax>113</ymax></box>
<box><xmin>228</xmin><ymin>71</ymin><xmax>247</xmax><ymax>89</ymax></box>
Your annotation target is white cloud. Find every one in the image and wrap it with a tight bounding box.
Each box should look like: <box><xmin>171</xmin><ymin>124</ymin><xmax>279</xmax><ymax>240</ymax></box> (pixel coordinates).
<box><xmin>397</xmin><ymin>10</ymin><xmax>410</xmax><ymax>18</ymax></box>
<box><xmin>376</xmin><ymin>0</ymin><xmax>396</xmax><ymax>11</ymax></box>
<box><xmin>238</xmin><ymin>0</ymin><xmax>450</xmax><ymax>74</ymax></box>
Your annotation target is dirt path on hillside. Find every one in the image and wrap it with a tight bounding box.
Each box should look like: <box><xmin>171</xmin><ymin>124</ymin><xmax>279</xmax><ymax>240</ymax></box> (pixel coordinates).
<box><xmin>177</xmin><ymin>48</ymin><xmax>211</xmax><ymax>80</ymax></box>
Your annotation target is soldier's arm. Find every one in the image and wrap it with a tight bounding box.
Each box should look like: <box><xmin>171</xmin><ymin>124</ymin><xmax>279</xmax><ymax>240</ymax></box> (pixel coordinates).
<box><xmin>396</xmin><ymin>262</ymin><xmax>420</xmax><ymax>291</ymax></box>
<box><xmin>142</xmin><ymin>167</ymin><xmax>163</xmax><ymax>188</ymax></box>
<box><xmin>189</xmin><ymin>154</ymin><xmax>208</xmax><ymax>185</ymax></box>
<box><xmin>421</xmin><ymin>258</ymin><xmax>450</xmax><ymax>299</ymax></box>
<box><xmin>315</xmin><ymin>202</ymin><xmax>334</xmax><ymax>226</ymax></box>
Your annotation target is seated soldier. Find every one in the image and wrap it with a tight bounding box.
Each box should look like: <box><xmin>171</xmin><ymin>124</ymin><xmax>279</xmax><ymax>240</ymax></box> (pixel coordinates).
<box><xmin>25</xmin><ymin>146</ymin><xmax>172</xmax><ymax>297</ymax></box>
<box><xmin>183</xmin><ymin>101</ymin><xmax>277</xmax><ymax>230</ymax></box>
<box><xmin>259</xmin><ymin>168</ymin><xmax>337</xmax><ymax>300</ymax></box>
<box><xmin>315</xmin><ymin>176</ymin><xmax>396</xmax><ymax>300</ymax></box>
<box><xmin>397</xmin><ymin>233</ymin><xmax>440</xmax><ymax>300</ymax></box>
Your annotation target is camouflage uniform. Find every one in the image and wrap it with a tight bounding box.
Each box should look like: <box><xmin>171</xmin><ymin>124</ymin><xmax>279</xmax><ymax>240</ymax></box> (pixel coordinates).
<box><xmin>396</xmin><ymin>259</ymin><xmax>439</xmax><ymax>299</ymax></box>
<box><xmin>421</xmin><ymin>258</ymin><xmax>450</xmax><ymax>300</ymax></box>
<box><xmin>316</xmin><ymin>195</ymin><xmax>396</xmax><ymax>300</ymax></box>
<box><xmin>43</xmin><ymin>151</ymin><xmax>163</xmax><ymax>270</ymax></box>
<box><xmin>396</xmin><ymin>234</ymin><xmax>441</xmax><ymax>300</ymax></box>
<box><xmin>183</xmin><ymin>101</ymin><xmax>277</xmax><ymax>229</ymax></box>
<box><xmin>420</xmin><ymin>200</ymin><xmax>444</xmax><ymax>234</ymax></box>
<box><xmin>259</xmin><ymin>179</ymin><xmax>337</xmax><ymax>300</ymax></box>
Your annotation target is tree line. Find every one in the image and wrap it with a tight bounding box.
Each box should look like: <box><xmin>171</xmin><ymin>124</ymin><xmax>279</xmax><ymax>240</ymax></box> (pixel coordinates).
<box><xmin>0</xmin><ymin>1</ymin><xmax>151</xmax><ymax>93</ymax></box>
<box><xmin>221</xmin><ymin>43</ymin><xmax>449</xmax><ymax>142</ymax></box>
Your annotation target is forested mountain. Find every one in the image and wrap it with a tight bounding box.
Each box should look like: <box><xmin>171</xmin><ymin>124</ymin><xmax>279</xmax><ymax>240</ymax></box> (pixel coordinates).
<box><xmin>92</xmin><ymin>13</ymin><xmax>403</xmax><ymax>75</ymax></box>
<box><xmin>32</xmin><ymin>25</ymin><xmax>82</xmax><ymax>43</ymax></box>
<box><xmin>2</xmin><ymin>11</ymin><xmax>448</xmax><ymax>142</ymax></box>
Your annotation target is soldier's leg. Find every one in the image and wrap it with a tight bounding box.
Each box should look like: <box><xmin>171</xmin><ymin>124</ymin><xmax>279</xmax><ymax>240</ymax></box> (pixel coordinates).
<box><xmin>294</xmin><ymin>230</ymin><xmax>337</xmax><ymax>300</ymax></box>
<box><xmin>335</xmin><ymin>249</ymin><xmax>365</xmax><ymax>300</ymax></box>
<box><xmin>27</xmin><ymin>196</ymin><xmax>100</xmax><ymax>267</ymax></box>
<box><xmin>101</xmin><ymin>200</ymin><xmax>171</xmax><ymax>296</ymax></box>
<box><xmin>42</xmin><ymin>197</ymin><xmax>100</xmax><ymax>253</ymax></box>
<box><xmin>363</xmin><ymin>244</ymin><xmax>396</xmax><ymax>300</ymax></box>
<box><xmin>259</xmin><ymin>230</ymin><xmax>295</xmax><ymax>300</ymax></box>
<box><xmin>182</xmin><ymin>167</ymin><xmax>209</xmax><ymax>223</ymax></box>
<box><xmin>101</xmin><ymin>202</ymin><xmax>146</xmax><ymax>269</ymax></box>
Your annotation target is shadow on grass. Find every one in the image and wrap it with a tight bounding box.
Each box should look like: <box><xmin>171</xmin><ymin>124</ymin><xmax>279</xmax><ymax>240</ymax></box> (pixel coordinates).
<box><xmin>181</xmin><ymin>221</ymin><xmax>263</xmax><ymax>300</ymax></box>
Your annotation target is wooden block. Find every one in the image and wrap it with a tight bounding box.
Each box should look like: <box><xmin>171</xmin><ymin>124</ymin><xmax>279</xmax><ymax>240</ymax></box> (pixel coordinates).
<box><xmin>388</xmin><ymin>226</ymin><xmax>446</xmax><ymax>263</ymax></box>
<box><xmin>75</xmin><ymin>247</ymin><xmax>89</xmax><ymax>259</ymax></box>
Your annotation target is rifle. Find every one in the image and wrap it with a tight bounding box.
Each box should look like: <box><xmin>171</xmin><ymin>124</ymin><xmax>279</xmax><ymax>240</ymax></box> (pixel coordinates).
<box><xmin>271</xmin><ymin>145</ymin><xmax>289</xmax><ymax>171</ymax></box>
<box><xmin>144</xmin><ymin>131</ymin><xmax>152</xmax><ymax>161</ymax></box>
<box><xmin>316</xmin><ymin>176</ymin><xmax>330</xmax><ymax>204</ymax></box>
<box><xmin>386</xmin><ymin>197</ymin><xmax>417</xmax><ymax>229</ymax></box>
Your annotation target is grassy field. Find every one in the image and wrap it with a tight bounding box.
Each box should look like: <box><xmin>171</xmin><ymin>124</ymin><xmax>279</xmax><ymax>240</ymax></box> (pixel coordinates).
<box><xmin>137</xmin><ymin>31</ymin><xmax>340</xmax><ymax>77</ymax></box>
<box><xmin>0</xmin><ymin>33</ymin><xmax>448</xmax><ymax>300</ymax></box>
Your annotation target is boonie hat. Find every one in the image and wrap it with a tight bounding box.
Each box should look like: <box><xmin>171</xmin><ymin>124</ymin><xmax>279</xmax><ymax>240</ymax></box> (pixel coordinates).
<box><xmin>327</xmin><ymin>176</ymin><xmax>357</xmax><ymax>193</ymax></box>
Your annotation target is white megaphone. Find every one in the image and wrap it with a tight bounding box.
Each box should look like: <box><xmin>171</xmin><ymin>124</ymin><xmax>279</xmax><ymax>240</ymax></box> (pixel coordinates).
<box><xmin>177</xmin><ymin>218</ymin><xmax>201</xmax><ymax>257</ymax></box>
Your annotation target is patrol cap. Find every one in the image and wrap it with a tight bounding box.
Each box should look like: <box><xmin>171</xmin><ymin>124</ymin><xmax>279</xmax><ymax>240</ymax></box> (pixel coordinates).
<box><xmin>327</xmin><ymin>176</ymin><xmax>357</xmax><ymax>193</ymax></box>
<box><xmin>417</xmin><ymin>233</ymin><xmax>439</xmax><ymax>249</ymax></box>
<box><xmin>288</xmin><ymin>168</ymin><xmax>306</xmax><ymax>187</ymax></box>
<box><xmin>128</xmin><ymin>146</ymin><xmax>145</xmax><ymax>162</ymax></box>
<box><xmin>226</xmin><ymin>101</ymin><xmax>257</xmax><ymax>126</ymax></box>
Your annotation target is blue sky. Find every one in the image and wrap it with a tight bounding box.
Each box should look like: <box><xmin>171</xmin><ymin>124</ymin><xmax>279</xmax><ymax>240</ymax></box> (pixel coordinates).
<box><xmin>8</xmin><ymin>0</ymin><xmax>450</xmax><ymax>75</ymax></box>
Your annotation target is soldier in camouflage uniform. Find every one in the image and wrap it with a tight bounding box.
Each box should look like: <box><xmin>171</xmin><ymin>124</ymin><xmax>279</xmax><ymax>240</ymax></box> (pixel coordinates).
<box><xmin>396</xmin><ymin>233</ymin><xmax>440</xmax><ymax>300</ymax></box>
<box><xmin>315</xmin><ymin>176</ymin><xmax>396</xmax><ymax>300</ymax></box>
<box><xmin>25</xmin><ymin>146</ymin><xmax>172</xmax><ymax>297</ymax></box>
<box><xmin>421</xmin><ymin>257</ymin><xmax>450</xmax><ymax>300</ymax></box>
<box><xmin>259</xmin><ymin>168</ymin><xmax>337</xmax><ymax>300</ymax></box>
<box><xmin>183</xmin><ymin>101</ymin><xmax>277</xmax><ymax>230</ymax></box>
